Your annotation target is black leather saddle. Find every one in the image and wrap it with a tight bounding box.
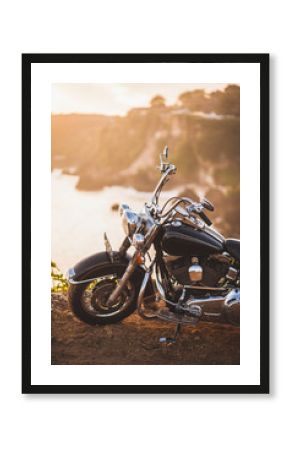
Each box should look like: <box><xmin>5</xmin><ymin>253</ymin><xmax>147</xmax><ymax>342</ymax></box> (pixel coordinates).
<box><xmin>225</xmin><ymin>239</ymin><xmax>240</xmax><ymax>261</ymax></box>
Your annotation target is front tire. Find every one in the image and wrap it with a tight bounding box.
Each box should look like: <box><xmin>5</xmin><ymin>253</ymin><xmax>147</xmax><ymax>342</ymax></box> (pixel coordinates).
<box><xmin>68</xmin><ymin>262</ymin><xmax>143</xmax><ymax>325</ymax></box>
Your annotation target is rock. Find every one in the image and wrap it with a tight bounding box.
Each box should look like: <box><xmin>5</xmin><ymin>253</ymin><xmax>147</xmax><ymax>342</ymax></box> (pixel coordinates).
<box><xmin>111</xmin><ymin>203</ymin><xmax>119</xmax><ymax>211</ymax></box>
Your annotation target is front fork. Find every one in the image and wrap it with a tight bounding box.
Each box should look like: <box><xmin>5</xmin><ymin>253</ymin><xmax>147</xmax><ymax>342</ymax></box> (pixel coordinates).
<box><xmin>106</xmin><ymin>251</ymin><xmax>139</xmax><ymax>307</ymax></box>
<box><xmin>106</xmin><ymin>225</ymin><xmax>160</xmax><ymax>307</ymax></box>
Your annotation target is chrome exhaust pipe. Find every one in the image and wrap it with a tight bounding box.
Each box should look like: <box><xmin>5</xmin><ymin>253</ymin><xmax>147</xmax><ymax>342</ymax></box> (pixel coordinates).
<box><xmin>186</xmin><ymin>288</ymin><xmax>240</xmax><ymax>326</ymax></box>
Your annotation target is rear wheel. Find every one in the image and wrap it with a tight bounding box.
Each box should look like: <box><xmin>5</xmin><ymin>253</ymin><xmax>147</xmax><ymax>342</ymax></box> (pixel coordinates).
<box><xmin>68</xmin><ymin>266</ymin><xmax>139</xmax><ymax>325</ymax></box>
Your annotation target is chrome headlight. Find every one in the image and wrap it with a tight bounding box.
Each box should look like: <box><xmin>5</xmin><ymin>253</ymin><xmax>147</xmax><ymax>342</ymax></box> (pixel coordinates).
<box><xmin>119</xmin><ymin>203</ymin><xmax>130</xmax><ymax>216</ymax></box>
<box><xmin>132</xmin><ymin>233</ymin><xmax>145</xmax><ymax>250</ymax></box>
<box><xmin>121</xmin><ymin>209</ymin><xmax>140</xmax><ymax>236</ymax></box>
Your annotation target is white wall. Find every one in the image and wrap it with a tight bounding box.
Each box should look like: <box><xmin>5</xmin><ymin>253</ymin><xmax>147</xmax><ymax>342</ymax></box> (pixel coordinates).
<box><xmin>0</xmin><ymin>1</ymin><xmax>286</xmax><ymax>450</ymax></box>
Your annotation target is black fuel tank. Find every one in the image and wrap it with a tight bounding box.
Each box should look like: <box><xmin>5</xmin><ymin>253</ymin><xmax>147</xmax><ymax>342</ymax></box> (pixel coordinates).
<box><xmin>162</xmin><ymin>223</ymin><xmax>224</xmax><ymax>257</ymax></box>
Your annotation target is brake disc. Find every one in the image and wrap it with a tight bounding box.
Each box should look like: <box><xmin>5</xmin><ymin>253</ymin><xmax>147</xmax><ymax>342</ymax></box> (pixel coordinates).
<box><xmin>91</xmin><ymin>279</ymin><xmax>131</xmax><ymax>313</ymax></box>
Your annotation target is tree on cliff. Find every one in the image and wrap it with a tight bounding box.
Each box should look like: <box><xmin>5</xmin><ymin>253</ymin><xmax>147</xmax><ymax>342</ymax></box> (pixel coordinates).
<box><xmin>150</xmin><ymin>95</ymin><xmax>166</xmax><ymax>108</ymax></box>
<box><xmin>178</xmin><ymin>85</ymin><xmax>240</xmax><ymax>117</ymax></box>
<box><xmin>178</xmin><ymin>89</ymin><xmax>208</xmax><ymax>112</ymax></box>
<box><xmin>209</xmin><ymin>84</ymin><xmax>240</xmax><ymax>116</ymax></box>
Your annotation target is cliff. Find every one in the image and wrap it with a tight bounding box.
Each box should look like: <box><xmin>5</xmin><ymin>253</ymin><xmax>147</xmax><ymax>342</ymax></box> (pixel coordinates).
<box><xmin>52</xmin><ymin>109</ymin><xmax>239</xmax><ymax>192</ymax></box>
<box><xmin>51</xmin><ymin>86</ymin><xmax>240</xmax><ymax>236</ymax></box>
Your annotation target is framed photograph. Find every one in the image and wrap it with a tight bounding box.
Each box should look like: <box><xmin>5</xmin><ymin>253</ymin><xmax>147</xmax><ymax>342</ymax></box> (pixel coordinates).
<box><xmin>22</xmin><ymin>53</ymin><xmax>269</xmax><ymax>394</ymax></box>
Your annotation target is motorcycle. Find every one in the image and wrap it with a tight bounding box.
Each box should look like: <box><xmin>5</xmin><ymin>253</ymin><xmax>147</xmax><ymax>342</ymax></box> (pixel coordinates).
<box><xmin>67</xmin><ymin>147</ymin><xmax>240</xmax><ymax>342</ymax></box>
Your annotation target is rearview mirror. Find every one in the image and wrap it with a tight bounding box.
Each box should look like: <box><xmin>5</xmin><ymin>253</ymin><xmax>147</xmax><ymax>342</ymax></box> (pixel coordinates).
<box><xmin>159</xmin><ymin>146</ymin><xmax>170</xmax><ymax>173</ymax></box>
<box><xmin>163</xmin><ymin>145</ymin><xmax>169</xmax><ymax>159</ymax></box>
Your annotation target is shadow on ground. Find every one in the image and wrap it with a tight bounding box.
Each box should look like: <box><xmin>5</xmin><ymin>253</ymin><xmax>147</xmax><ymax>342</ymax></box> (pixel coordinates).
<box><xmin>51</xmin><ymin>293</ymin><xmax>240</xmax><ymax>365</ymax></box>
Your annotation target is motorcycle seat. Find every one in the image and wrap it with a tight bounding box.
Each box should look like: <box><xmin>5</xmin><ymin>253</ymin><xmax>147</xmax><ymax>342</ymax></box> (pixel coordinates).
<box><xmin>225</xmin><ymin>239</ymin><xmax>240</xmax><ymax>261</ymax></box>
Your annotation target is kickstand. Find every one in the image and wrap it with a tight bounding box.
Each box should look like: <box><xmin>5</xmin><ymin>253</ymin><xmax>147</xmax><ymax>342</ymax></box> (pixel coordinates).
<box><xmin>159</xmin><ymin>323</ymin><xmax>182</xmax><ymax>345</ymax></box>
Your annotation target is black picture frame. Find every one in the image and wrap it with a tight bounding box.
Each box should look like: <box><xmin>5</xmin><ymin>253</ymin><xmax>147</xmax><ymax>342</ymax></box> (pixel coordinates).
<box><xmin>22</xmin><ymin>53</ymin><xmax>269</xmax><ymax>394</ymax></box>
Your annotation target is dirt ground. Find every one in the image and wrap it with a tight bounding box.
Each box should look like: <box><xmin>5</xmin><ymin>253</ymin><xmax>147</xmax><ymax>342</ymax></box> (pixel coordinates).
<box><xmin>51</xmin><ymin>293</ymin><xmax>240</xmax><ymax>365</ymax></box>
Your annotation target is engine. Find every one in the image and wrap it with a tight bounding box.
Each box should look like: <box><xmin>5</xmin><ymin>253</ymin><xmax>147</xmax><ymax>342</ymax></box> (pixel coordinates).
<box><xmin>163</xmin><ymin>253</ymin><xmax>237</xmax><ymax>287</ymax></box>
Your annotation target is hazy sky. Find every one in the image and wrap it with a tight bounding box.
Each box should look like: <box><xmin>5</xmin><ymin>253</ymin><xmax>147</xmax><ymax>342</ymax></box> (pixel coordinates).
<box><xmin>52</xmin><ymin>83</ymin><xmax>228</xmax><ymax>116</ymax></box>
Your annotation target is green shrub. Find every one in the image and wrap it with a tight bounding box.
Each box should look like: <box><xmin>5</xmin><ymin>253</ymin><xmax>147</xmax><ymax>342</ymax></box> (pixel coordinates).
<box><xmin>51</xmin><ymin>261</ymin><xmax>68</xmax><ymax>293</ymax></box>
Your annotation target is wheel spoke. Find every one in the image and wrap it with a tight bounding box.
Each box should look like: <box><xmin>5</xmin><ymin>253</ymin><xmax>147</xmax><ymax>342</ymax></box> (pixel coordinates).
<box><xmin>80</xmin><ymin>277</ymin><xmax>135</xmax><ymax>318</ymax></box>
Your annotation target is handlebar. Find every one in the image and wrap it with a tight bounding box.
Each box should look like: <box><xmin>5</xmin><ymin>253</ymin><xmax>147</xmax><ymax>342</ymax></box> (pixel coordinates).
<box><xmin>157</xmin><ymin>197</ymin><xmax>192</xmax><ymax>218</ymax></box>
<box><xmin>148</xmin><ymin>157</ymin><xmax>214</xmax><ymax>227</ymax></box>
<box><xmin>187</xmin><ymin>203</ymin><xmax>213</xmax><ymax>226</ymax></box>
<box><xmin>150</xmin><ymin>164</ymin><xmax>177</xmax><ymax>207</ymax></box>
<box><xmin>198</xmin><ymin>210</ymin><xmax>212</xmax><ymax>226</ymax></box>
<box><xmin>157</xmin><ymin>196</ymin><xmax>213</xmax><ymax>227</ymax></box>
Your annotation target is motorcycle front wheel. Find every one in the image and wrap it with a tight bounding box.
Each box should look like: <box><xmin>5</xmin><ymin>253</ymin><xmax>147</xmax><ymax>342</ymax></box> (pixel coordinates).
<box><xmin>68</xmin><ymin>263</ymin><xmax>142</xmax><ymax>325</ymax></box>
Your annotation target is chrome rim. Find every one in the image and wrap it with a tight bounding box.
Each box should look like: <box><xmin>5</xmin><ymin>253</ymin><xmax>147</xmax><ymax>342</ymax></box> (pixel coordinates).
<box><xmin>80</xmin><ymin>275</ymin><xmax>135</xmax><ymax>318</ymax></box>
